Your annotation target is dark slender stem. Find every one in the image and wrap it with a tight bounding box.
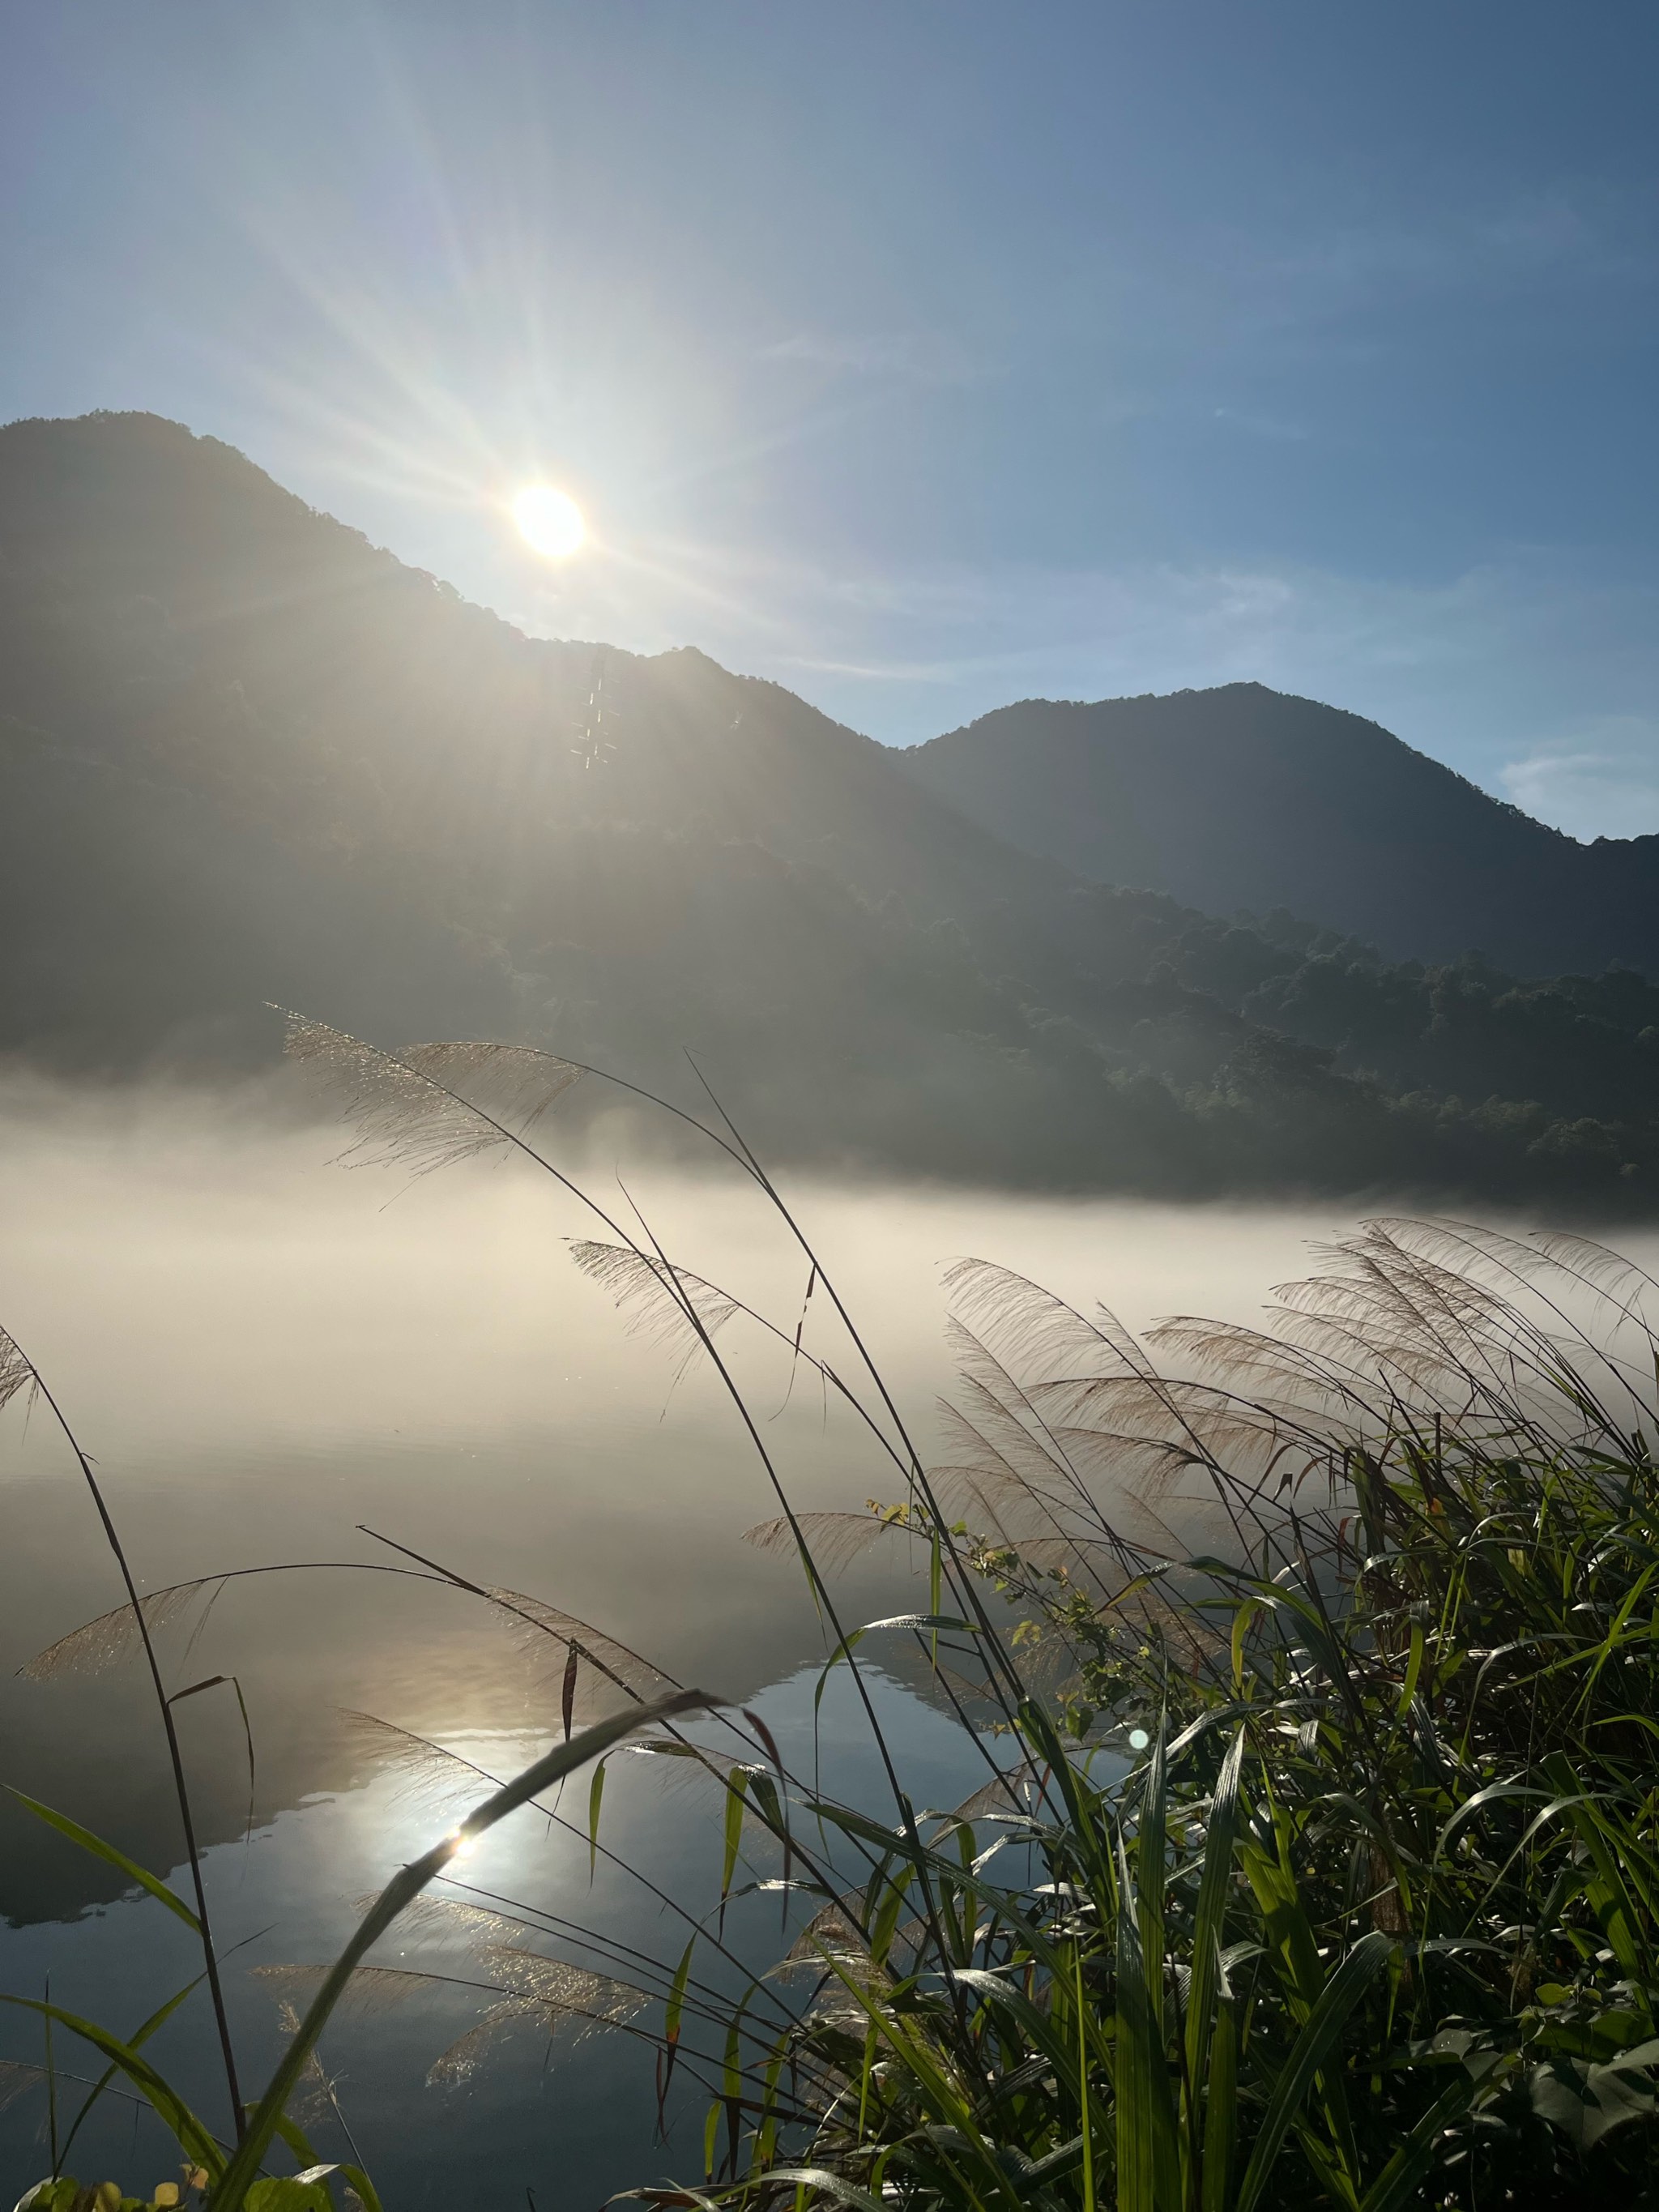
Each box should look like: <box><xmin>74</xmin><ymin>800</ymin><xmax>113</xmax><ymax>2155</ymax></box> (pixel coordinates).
<box><xmin>682</xmin><ymin>1061</ymin><xmax>1030</xmax><ymax>1708</ymax></box>
<box><xmin>333</xmin><ymin>1675</ymin><xmax>807</xmax><ymax>2035</ymax></box>
<box><xmin>211</xmin><ymin>1689</ymin><xmax>713</xmax><ymax>2210</ymax></box>
<box><xmin>44</xmin><ymin>1974</ymin><xmax>58</xmax><ymax>2175</ymax></box>
<box><xmin>316</xmin><ymin>1028</ymin><xmax>934</xmax><ymax>1840</ymax></box>
<box><xmin>295</xmin><ymin>1023</ymin><xmax>997</xmax><ymax>2034</ymax></box>
<box><xmin>19</xmin><ymin>1356</ymin><xmax>245</xmax><ymax>2140</ymax></box>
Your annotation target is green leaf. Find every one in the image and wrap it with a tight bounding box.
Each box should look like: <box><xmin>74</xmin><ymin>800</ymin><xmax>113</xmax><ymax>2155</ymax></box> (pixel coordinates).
<box><xmin>215</xmin><ymin>1686</ymin><xmax>715</xmax><ymax>2212</ymax></box>
<box><xmin>719</xmin><ymin>1766</ymin><xmax>748</xmax><ymax>1933</ymax></box>
<box><xmin>244</xmin><ymin>2180</ymin><xmax>333</xmax><ymax>2211</ymax></box>
<box><xmin>588</xmin><ymin>1760</ymin><xmax>607</xmax><ymax>1883</ymax></box>
<box><xmin>1187</xmin><ymin>1727</ymin><xmax>1245</xmax><ymax>2159</ymax></box>
<box><xmin>748</xmin><ymin>1770</ymin><xmax>791</xmax><ymax>1906</ymax></box>
<box><xmin>1230</xmin><ymin>1599</ymin><xmax>1265</xmax><ymax>1693</ymax></box>
<box><xmin>1201</xmin><ymin>1999</ymin><xmax>1239</xmax><ymax>2212</ymax></box>
<box><xmin>1024</xmin><ymin>2135</ymin><xmax>1085</xmax><ymax>2184</ymax></box>
<box><xmin>14</xmin><ymin>2182</ymin><xmax>81</xmax><ymax>2212</ymax></box>
<box><xmin>868</xmin><ymin>1859</ymin><xmax>914</xmax><ymax>1968</ymax></box>
<box><xmin>1115</xmin><ymin>1835</ymin><xmax>1179</xmax><ymax>2212</ymax></box>
<box><xmin>55</xmin><ymin>1975</ymin><xmax>204</xmax><ymax>2174</ymax></box>
<box><xmin>1233</xmin><ymin>1932</ymin><xmax>1395</xmax><ymax>2212</ymax></box>
<box><xmin>1357</xmin><ymin>2074</ymin><xmax>1476</xmax><ymax>2212</ymax></box>
<box><xmin>1529</xmin><ymin>2054</ymin><xmax>1659</xmax><ymax>2153</ymax></box>
<box><xmin>269</xmin><ymin>2108</ymin><xmax>326</xmax><ymax>2174</ymax></box>
<box><xmin>812</xmin><ymin>1614</ymin><xmax>977</xmax><ymax>1719</ymax></box>
<box><xmin>1133</xmin><ymin>1715</ymin><xmax>1177</xmax><ymax>2211</ymax></box>
<box><xmin>949</xmin><ymin>1966</ymin><xmax>1072</xmax><ymax>2069</ymax></box>
<box><xmin>1397</xmin><ymin>1621</ymin><xmax>1425</xmax><ymax>1716</ymax></box>
<box><xmin>665</xmin><ymin>1935</ymin><xmax>696</xmax><ymax>2049</ymax></box>
<box><xmin>0</xmin><ymin>1996</ymin><xmax>221</xmax><ymax>2178</ymax></box>
<box><xmin>702</xmin><ymin>2099</ymin><xmax>719</xmax><ymax>2184</ymax></box>
<box><xmin>6</xmin><ymin>1791</ymin><xmax>200</xmax><ymax>1933</ymax></box>
<box><xmin>1074</xmin><ymin>1927</ymin><xmax>1098</xmax><ymax>2212</ymax></box>
<box><xmin>749</xmin><ymin>2171</ymin><xmax>885</xmax><ymax>2211</ymax></box>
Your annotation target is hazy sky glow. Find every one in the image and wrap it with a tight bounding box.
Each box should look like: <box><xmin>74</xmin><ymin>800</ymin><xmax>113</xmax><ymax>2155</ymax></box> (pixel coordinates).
<box><xmin>6</xmin><ymin>2</ymin><xmax>1659</xmax><ymax>831</ymax></box>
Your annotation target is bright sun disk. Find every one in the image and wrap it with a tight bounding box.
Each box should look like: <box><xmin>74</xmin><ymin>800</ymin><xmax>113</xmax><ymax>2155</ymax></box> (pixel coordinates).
<box><xmin>512</xmin><ymin>485</ymin><xmax>586</xmax><ymax>559</ymax></box>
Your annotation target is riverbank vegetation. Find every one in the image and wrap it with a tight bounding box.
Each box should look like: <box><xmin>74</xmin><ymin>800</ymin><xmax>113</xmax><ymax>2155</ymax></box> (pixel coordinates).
<box><xmin>8</xmin><ymin>1022</ymin><xmax>1659</xmax><ymax>2208</ymax></box>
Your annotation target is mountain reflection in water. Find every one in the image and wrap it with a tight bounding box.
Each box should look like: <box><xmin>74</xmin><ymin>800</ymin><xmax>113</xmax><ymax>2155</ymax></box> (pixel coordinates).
<box><xmin>5</xmin><ymin>1078</ymin><xmax>1604</xmax><ymax>2202</ymax></box>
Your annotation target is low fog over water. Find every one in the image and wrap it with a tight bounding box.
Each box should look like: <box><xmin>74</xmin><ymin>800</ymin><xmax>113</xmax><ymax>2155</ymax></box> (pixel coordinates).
<box><xmin>4</xmin><ymin>1076</ymin><xmax>1652</xmax><ymax>2201</ymax></box>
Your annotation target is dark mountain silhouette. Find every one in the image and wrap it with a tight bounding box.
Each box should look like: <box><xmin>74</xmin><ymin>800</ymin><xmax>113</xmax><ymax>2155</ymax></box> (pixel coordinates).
<box><xmin>902</xmin><ymin>685</ymin><xmax>1659</xmax><ymax>977</ymax></box>
<box><xmin>4</xmin><ymin>408</ymin><xmax>1659</xmax><ymax>1208</ymax></box>
<box><xmin>0</xmin><ymin>411</ymin><xmax>1219</xmax><ymax>1183</ymax></box>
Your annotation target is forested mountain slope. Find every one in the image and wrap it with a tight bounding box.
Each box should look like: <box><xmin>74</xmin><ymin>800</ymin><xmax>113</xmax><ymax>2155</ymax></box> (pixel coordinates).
<box><xmin>902</xmin><ymin>683</ymin><xmax>1659</xmax><ymax>976</ymax></box>
<box><xmin>2</xmin><ymin>408</ymin><xmax>1657</xmax><ymax>1208</ymax></box>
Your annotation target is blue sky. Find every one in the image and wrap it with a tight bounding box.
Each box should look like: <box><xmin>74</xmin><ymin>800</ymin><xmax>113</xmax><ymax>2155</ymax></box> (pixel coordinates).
<box><xmin>6</xmin><ymin>2</ymin><xmax>1659</xmax><ymax>836</ymax></box>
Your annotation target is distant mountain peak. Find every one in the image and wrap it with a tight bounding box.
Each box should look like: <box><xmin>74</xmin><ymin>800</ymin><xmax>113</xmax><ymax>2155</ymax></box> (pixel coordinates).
<box><xmin>6</xmin><ymin>409</ymin><xmax>1659</xmax><ymax>1208</ymax></box>
<box><xmin>902</xmin><ymin>677</ymin><xmax>1642</xmax><ymax>974</ymax></box>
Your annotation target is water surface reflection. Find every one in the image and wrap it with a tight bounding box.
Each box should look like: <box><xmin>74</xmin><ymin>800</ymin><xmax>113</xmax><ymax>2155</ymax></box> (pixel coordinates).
<box><xmin>6</xmin><ymin>1081</ymin><xmax>1599</xmax><ymax>2201</ymax></box>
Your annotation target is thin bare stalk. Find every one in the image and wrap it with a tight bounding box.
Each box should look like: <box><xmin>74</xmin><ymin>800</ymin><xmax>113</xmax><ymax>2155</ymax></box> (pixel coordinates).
<box><xmin>210</xmin><ymin>1687</ymin><xmax>714</xmax><ymax>2210</ymax></box>
<box><xmin>10</xmin><ymin>1342</ymin><xmax>245</xmax><ymax>2141</ymax></box>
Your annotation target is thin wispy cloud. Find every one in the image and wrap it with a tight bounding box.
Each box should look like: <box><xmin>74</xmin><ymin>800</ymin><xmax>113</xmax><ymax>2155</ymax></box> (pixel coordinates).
<box><xmin>759</xmin><ymin>330</ymin><xmax>989</xmax><ymax>384</ymax></box>
<box><xmin>1501</xmin><ymin>718</ymin><xmax>1659</xmax><ymax>843</ymax></box>
<box><xmin>1247</xmin><ymin>187</ymin><xmax>1642</xmax><ymax>305</ymax></box>
<box><xmin>712</xmin><ymin>547</ymin><xmax>1659</xmax><ymax>806</ymax></box>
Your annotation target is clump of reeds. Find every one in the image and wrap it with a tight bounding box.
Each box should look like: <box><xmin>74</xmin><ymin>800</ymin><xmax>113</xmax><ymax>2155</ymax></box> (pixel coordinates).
<box><xmin>10</xmin><ymin>1019</ymin><xmax>1659</xmax><ymax>2210</ymax></box>
<box><xmin>684</xmin><ymin>1221</ymin><xmax>1659</xmax><ymax>2211</ymax></box>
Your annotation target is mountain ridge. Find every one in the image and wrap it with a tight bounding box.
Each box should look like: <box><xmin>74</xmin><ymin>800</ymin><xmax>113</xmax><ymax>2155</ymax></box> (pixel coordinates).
<box><xmin>6</xmin><ymin>408</ymin><xmax>1659</xmax><ymax>1209</ymax></box>
<box><xmin>901</xmin><ymin>681</ymin><xmax>1659</xmax><ymax>976</ymax></box>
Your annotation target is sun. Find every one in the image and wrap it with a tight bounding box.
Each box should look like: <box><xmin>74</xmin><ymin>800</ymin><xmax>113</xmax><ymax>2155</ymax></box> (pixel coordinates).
<box><xmin>511</xmin><ymin>485</ymin><xmax>586</xmax><ymax>559</ymax></box>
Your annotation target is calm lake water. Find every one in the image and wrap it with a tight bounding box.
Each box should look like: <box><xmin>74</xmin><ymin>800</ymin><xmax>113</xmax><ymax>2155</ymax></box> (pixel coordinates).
<box><xmin>2</xmin><ymin>1080</ymin><xmax>1640</xmax><ymax>2204</ymax></box>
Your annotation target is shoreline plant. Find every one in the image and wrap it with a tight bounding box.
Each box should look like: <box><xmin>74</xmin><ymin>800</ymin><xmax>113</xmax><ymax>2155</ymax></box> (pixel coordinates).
<box><xmin>5</xmin><ymin>1022</ymin><xmax>1659</xmax><ymax>2208</ymax></box>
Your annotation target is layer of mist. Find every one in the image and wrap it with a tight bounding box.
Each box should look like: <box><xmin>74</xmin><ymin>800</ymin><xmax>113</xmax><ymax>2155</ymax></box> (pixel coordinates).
<box><xmin>0</xmin><ymin>1072</ymin><xmax>1380</xmax><ymax>1914</ymax></box>
<box><xmin>6</xmin><ymin>1074</ymin><xmax>1658</xmax><ymax>2198</ymax></box>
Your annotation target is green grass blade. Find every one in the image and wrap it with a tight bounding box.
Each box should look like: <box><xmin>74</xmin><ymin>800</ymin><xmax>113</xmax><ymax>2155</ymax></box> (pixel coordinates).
<box><xmin>719</xmin><ymin>1767</ymin><xmax>748</xmax><ymax>1934</ymax></box>
<box><xmin>1200</xmin><ymin>1999</ymin><xmax>1238</xmax><ymax>2212</ymax></box>
<box><xmin>1233</xmin><ymin>1932</ymin><xmax>1394</xmax><ymax>2212</ymax></box>
<box><xmin>55</xmin><ymin>1975</ymin><xmax>204</xmax><ymax>2172</ymax></box>
<box><xmin>750</xmin><ymin>2172</ymin><xmax>885</xmax><ymax>2211</ymax></box>
<box><xmin>8</xmin><ymin>1790</ymin><xmax>201</xmax><ymax>1933</ymax></box>
<box><xmin>0</xmin><ymin>1994</ymin><xmax>223</xmax><ymax>2176</ymax></box>
<box><xmin>211</xmin><ymin>1686</ymin><xmax>714</xmax><ymax>2212</ymax></box>
<box><xmin>1185</xmin><ymin>1726</ymin><xmax>1245</xmax><ymax>2115</ymax></box>
<box><xmin>1355</xmin><ymin>2074</ymin><xmax>1477</xmax><ymax>2212</ymax></box>
<box><xmin>1115</xmin><ymin>1836</ymin><xmax>1179</xmax><ymax>2212</ymax></box>
<box><xmin>1074</xmin><ymin>1932</ymin><xmax>1097</xmax><ymax>2212</ymax></box>
<box><xmin>588</xmin><ymin>1760</ymin><xmax>607</xmax><ymax>1884</ymax></box>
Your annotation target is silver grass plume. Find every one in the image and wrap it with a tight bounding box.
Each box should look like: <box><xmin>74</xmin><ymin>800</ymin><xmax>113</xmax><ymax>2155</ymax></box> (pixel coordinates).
<box><xmin>389</xmin><ymin>1894</ymin><xmax>535</xmax><ymax>1949</ymax></box>
<box><xmin>943</xmin><ymin>1258</ymin><xmax>1157</xmax><ymax>1384</ymax></box>
<box><xmin>22</xmin><ymin>1578</ymin><xmax>226</xmax><ymax>1681</ymax></box>
<box><xmin>770</xmin><ymin>1896</ymin><xmax>881</xmax><ymax>1989</ymax></box>
<box><xmin>278</xmin><ymin>1013</ymin><xmax>580</xmax><ymax>1176</ymax></box>
<box><xmin>274</xmin><ymin>1998</ymin><xmax>340</xmax><ymax>2131</ymax></box>
<box><xmin>953</xmin><ymin>1214</ymin><xmax>1659</xmax><ymax>1611</ymax></box>
<box><xmin>251</xmin><ymin>1962</ymin><xmax>449</xmax><ymax>2017</ymax></box>
<box><xmin>568</xmin><ymin>1240</ymin><xmax>742</xmax><ymax>1381</ymax></box>
<box><xmin>480</xmin><ymin>1587</ymin><xmax>678</xmax><ymax>1711</ymax></box>
<box><xmin>427</xmin><ymin>1955</ymin><xmax>653</xmax><ymax>2087</ymax></box>
<box><xmin>335</xmin><ymin>1709</ymin><xmax>496</xmax><ymax>1815</ymax></box>
<box><xmin>741</xmin><ymin>1510</ymin><xmax>906</xmax><ymax>1574</ymax></box>
<box><xmin>331</xmin><ymin>1896</ymin><xmax>656</xmax><ymax>2086</ymax></box>
<box><xmin>0</xmin><ymin>2061</ymin><xmax>44</xmax><ymax>2115</ymax></box>
<box><xmin>0</xmin><ymin>1326</ymin><xmax>37</xmax><ymax>1420</ymax></box>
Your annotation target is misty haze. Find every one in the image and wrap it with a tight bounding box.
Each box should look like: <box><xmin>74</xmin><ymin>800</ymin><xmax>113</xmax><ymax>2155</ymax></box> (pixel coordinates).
<box><xmin>7</xmin><ymin>9</ymin><xmax>1659</xmax><ymax>2210</ymax></box>
<box><xmin>0</xmin><ymin>1078</ymin><xmax>1381</xmax><ymax>2202</ymax></box>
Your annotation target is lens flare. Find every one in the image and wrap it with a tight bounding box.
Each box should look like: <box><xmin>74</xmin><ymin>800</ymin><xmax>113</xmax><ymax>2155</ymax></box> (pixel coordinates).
<box><xmin>511</xmin><ymin>485</ymin><xmax>586</xmax><ymax>559</ymax></box>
